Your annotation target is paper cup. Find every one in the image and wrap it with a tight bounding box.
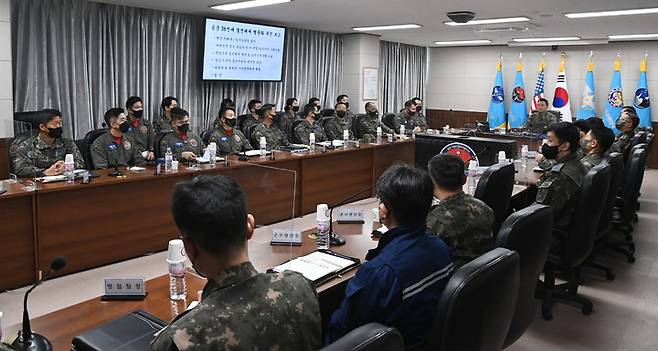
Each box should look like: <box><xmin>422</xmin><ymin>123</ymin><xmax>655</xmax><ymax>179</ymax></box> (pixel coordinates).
<box><xmin>167</xmin><ymin>239</ymin><xmax>187</xmax><ymax>264</ymax></box>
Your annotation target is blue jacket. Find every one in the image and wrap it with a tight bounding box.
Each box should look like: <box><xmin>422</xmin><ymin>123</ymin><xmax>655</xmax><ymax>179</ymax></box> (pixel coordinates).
<box><xmin>326</xmin><ymin>225</ymin><xmax>454</xmax><ymax>350</ymax></box>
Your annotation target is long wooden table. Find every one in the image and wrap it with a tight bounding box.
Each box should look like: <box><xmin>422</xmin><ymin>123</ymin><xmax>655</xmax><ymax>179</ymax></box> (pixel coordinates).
<box><xmin>0</xmin><ymin>181</ymin><xmax>36</xmax><ymax>289</ymax></box>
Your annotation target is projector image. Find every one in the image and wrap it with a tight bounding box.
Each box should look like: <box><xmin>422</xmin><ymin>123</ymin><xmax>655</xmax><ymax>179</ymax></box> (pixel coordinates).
<box><xmin>447</xmin><ymin>11</ymin><xmax>476</xmax><ymax>23</ymax></box>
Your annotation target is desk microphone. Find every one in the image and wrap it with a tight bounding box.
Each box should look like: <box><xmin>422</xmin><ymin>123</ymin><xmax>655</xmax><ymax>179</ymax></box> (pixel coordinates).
<box><xmin>238</xmin><ymin>144</ymin><xmax>250</xmax><ymax>161</ymax></box>
<box><xmin>12</xmin><ymin>256</ymin><xmax>67</xmax><ymax>351</ymax></box>
<box><xmin>328</xmin><ymin>185</ymin><xmax>374</xmax><ymax>246</ymax></box>
<box><xmin>108</xmin><ymin>148</ymin><xmax>124</xmax><ymax>177</ymax></box>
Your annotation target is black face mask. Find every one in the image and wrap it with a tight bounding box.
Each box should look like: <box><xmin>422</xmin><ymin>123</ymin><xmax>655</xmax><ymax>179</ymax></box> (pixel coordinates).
<box><xmin>292</xmin><ymin>106</ymin><xmax>300</xmax><ymax>112</ymax></box>
<box><xmin>47</xmin><ymin>127</ymin><xmax>63</xmax><ymax>139</ymax></box>
<box><xmin>416</xmin><ymin>105</ymin><xmax>423</xmax><ymax>111</ymax></box>
<box><xmin>344</xmin><ymin>102</ymin><xmax>350</xmax><ymax>109</ymax></box>
<box><xmin>311</xmin><ymin>113</ymin><xmax>319</xmax><ymax>120</ymax></box>
<box><xmin>407</xmin><ymin>110</ymin><xmax>416</xmax><ymax>117</ymax></box>
<box><xmin>178</xmin><ymin>123</ymin><xmax>190</xmax><ymax>133</ymax></box>
<box><xmin>368</xmin><ymin>110</ymin><xmax>378</xmax><ymax>116</ymax></box>
<box><xmin>336</xmin><ymin>111</ymin><xmax>346</xmax><ymax>118</ymax></box>
<box><xmin>118</xmin><ymin>121</ymin><xmax>131</xmax><ymax>133</ymax></box>
<box><xmin>225</xmin><ymin>118</ymin><xmax>237</xmax><ymax>128</ymax></box>
<box><xmin>541</xmin><ymin>143</ymin><xmax>560</xmax><ymax>160</ymax></box>
<box><xmin>132</xmin><ymin>109</ymin><xmax>143</xmax><ymax>118</ymax></box>
<box><xmin>615</xmin><ymin>121</ymin><xmax>626</xmax><ymax>130</ymax></box>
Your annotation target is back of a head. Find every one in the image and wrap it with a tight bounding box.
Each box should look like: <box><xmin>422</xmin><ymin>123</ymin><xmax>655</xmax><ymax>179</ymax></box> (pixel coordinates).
<box><xmin>548</xmin><ymin>122</ymin><xmax>580</xmax><ymax>152</ymax></box>
<box><xmin>589</xmin><ymin>125</ymin><xmax>615</xmax><ymax>153</ymax></box>
<box><xmin>427</xmin><ymin>154</ymin><xmax>466</xmax><ymax>192</ymax></box>
<box><xmin>172</xmin><ymin>175</ymin><xmax>247</xmax><ymax>255</ymax></box>
<box><xmin>377</xmin><ymin>163</ymin><xmax>433</xmax><ymax>226</ymax></box>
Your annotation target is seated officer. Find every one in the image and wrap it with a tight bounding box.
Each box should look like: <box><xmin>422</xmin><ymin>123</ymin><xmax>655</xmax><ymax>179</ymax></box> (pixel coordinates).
<box><xmin>275</xmin><ymin>97</ymin><xmax>301</xmax><ymax>133</ymax></box>
<box><xmin>153</xmin><ymin>96</ymin><xmax>178</xmax><ymax>134</ymax></box>
<box><xmin>610</xmin><ymin>112</ymin><xmax>639</xmax><ymax>155</ymax></box>
<box><xmin>324</xmin><ymin>102</ymin><xmax>355</xmax><ymax>141</ymax></box>
<box><xmin>358</xmin><ymin>102</ymin><xmax>394</xmax><ymax>141</ymax></box>
<box><xmin>91</xmin><ymin>108</ymin><xmax>145</xmax><ymax>169</ymax></box>
<box><xmin>393</xmin><ymin>100</ymin><xmax>426</xmax><ymax>135</ymax></box>
<box><xmin>240</xmin><ymin>99</ymin><xmax>262</xmax><ymax>134</ymax></box>
<box><xmin>426</xmin><ymin>154</ymin><xmax>495</xmax><ymax>266</ymax></box>
<box><xmin>538</xmin><ymin>118</ymin><xmax>591</xmax><ymax>170</ymax></box>
<box><xmin>208</xmin><ymin>107</ymin><xmax>252</xmax><ymax>155</ymax></box>
<box><xmin>251</xmin><ymin>104</ymin><xmax>289</xmax><ymax>150</ymax></box>
<box><xmin>327</xmin><ymin>163</ymin><xmax>453</xmax><ymax>350</ymax></box>
<box><xmin>151</xmin><ymin>175</ymin><xmax>321</xmax><ymax>350</ymax></box>
<box><xmin>308</xmin><ymin>97</ymin><xmax>322</xmax><ymax>113</ymax></box>
<box><xmin>125</xmin><ymin>96</ymin><xmax>155</xmax><ymax>161</ymax></box>
<box><xmin>535</xmin><ymin>122</ymin><xmax>587</xmax><ymax>230</ymax></box>
<box><xmin>412</xmin><ymin>97</ymin><xmax>426</xmax><ymax>124</ymax></box>
<box><xmin>523</xmin><ymin>98</ymin><xmax>561</xmax><ymax>134</ymax></box>
<box><xmin>294</xmin><ymin>104</ymin><xmax>327</xmax><ymax>145</ymax></box>
<box><xmin>336</xmin><ymin>94</ymin><xmax>355</xmax><ymax>121</ymax></box>
<box><xmin>12</xmin><ymin>109</ymin><xmax>84</xmax><ymax>177</ymax></box>
<box><xmin>581</xmin><ymin>125</ymin><xmax>615</xmax><ymax>171</ymax></box>
<box><xmin>159</xmin><ymin>108</ymin><xmax>205</xmax><ymax>162</ymax></box>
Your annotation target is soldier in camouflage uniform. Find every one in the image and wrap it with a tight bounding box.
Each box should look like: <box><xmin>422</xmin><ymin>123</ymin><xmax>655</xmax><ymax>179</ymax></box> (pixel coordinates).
<box><xmin>91</xmin><ymin>108</ymin><xmax>145</xmax><ymax>169</ymax></box>
<box><xmin>251</xmin><ymin>104</ymin><xmax>289</xmax><ymax>150</ymax></box>
<box><xmin>580</xmin><ymin>125</ymin><xmax>615</xmax><ymax>171</ymax></box>
<box><xmin>336</xmin><ymin>94</ymin><xmax>356</xmax><ymax>123</ymax></box>
<box><xmin>412</xmin><ymin>97</ymin><xmax>426</xmax><ymax>124</ymax></box>
<box><xmin>523</xmin><ymin>98</ymin><xmax>561</xmax><ymax>134</ymax></box>
<box><xmin>324</xmin><ymin>102</ymin><xmax>355</xmax><ymax>141</ymax></box>
<box><xmin>208</xmin><ymin>107</ymin><xmax>252</xmax><ymax>155</ymax></box>
<box><xmin>294</xmin><ymin>105</ymin><xmax>327</xmax><ymax>144</ymax></box>
<box><xmin>358</xmin><ymin>102</ymin><xmax>394</xmax><ymax>141</ymax></box>
<box><xmin>159</xmin><ymin>108</ymin><xmax>205</xmax><ymax>162</ymax></box>
<box><xmin>125</xmin><ymin>96</ymin><xmax>156</xmax><ymax>161</ymax></box>
<box><xmin>426</xmin><ymin>154</ymin><xmax>495</xmax><ymax>266</ymax></box>
<box><xmin>610</xmin><ymin>112</ymin><xmax>639</xmax><ymax>156</ymax></box>
<box><xmin>393</xmin><ymin>100</ymin><xmax>427</xmax><ymax>135</ymax></box>
<box><xmin>275</xmin><ymin>97</ymin><xmax>301</xmax><ymax>133</ymax></box>
<box><xmin>535</xmin><ymin>122</ymin><xmax>587</xmax><ymax>230</ymax></box>
<box><xmin>12</xmin><ymin>109</ymin><xmax>85</xmax><ymax>177</ymax></box>
<box><xmin>153</xmin><ymin>96</ymin><xmax>178</xmax><ymax>134</ymax></box>
<box><xmin>239</xmin><ymin>99</ymin><xmax>262</xmax><ymax>135</ymax></box>
<box><xmin>152</xmin><ymin>175</ymin><xmax>321</xmax><ymax>351</ymax></box>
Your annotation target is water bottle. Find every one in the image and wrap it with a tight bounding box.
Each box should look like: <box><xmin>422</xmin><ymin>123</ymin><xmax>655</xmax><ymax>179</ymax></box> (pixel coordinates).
<box><xmin>208</xmin><ymin>142</ymin><xmax>217</xmax><ymax>167</ymax></box>
<box><xmin>400</xmin><ymin>125</ymin><xmax>406</xmax><ymax>138</ymax></box>
<box><xmin>259</xmin><ymin>136</ymin><xmax>267</xmax><ymax>157</ymax></box>
<box><xmin>498</xmin><ymin>151</ymin><xmax>507</xmax><ymax>164</ymax></box>
<box><xmin>467</xmin><ymin>160</ymin><xmax>478</xmax><ymax>195</ymax></box>
<box><xmin>309</xmin><ymin>132</ymin><xmax>316</xmax><ymax>151</ymax></box>
<box><xmin>343</xmin><ymin>130</ymin><xmax>349</xmax><ymax>148</ymax></box>
<box><xmin>316</xmin><ymin>204</ymin><xmax>330</xmax><ymax>250</ymax></box>
<box><xmin>165</xmin><ymin>147</ymin><xmax>173</xmax><ymax>172</ymax></box>
<box><xmin>376</xmin><ymin>127</ymin><xmax>382</xmax><ymax>144</ymax></box>
<box><xmin>388</xmin><ymin>133</ymin><xmax>394</xmax><ymax>143</ymax></box>
<box><xmin>166</xmin><ymin>239</ymin><xmax>187</xmax><ymax>300</ymax></box>
<box><xmin>521</xmin><ymin>145</ymin><xmax>529</xmax><ymax>181</ymax></box>
<box><xmin>64</xmin><ymin>154</ymin><xmax>75</xmax><ymax>183</ymax></box>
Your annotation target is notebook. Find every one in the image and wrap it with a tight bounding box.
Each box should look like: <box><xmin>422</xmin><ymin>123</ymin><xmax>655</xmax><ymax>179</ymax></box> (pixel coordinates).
<box><xmin>71</xmin><ymin>310</ymin><xmax>167</xmax><ymax>351</ymax></box>
<box><xmin>273</xmin><ymin>250</ymin><xmax>360</xmax><ymax>285</ymax></box>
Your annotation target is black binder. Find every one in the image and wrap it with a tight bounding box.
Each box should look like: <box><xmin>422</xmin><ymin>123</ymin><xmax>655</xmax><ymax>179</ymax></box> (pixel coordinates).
<box><xmin>72</xmin><ymin>310</ymin><xmax>167</xmax><ymax>351</ymax></box>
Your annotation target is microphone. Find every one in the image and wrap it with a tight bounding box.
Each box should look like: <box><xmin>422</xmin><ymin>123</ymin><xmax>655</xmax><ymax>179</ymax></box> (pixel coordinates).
<box><xmin>328</xmin><ymin>185</ymin><xmax>374</xmax><ymax>246</ymax></box>
<box><xmin>108</xmin><ymin>147</ymin><xmax>124</xmax><ymax>177</ymax></box>
<box><xmin>12</xmin><ymin>256</ymin><xmax>67</xmax><ymax>351</ymax></box>
<box><xmin>238</xmin><ymin>144</ymin><xmax>250</xmax><ymax>161</ymax></box>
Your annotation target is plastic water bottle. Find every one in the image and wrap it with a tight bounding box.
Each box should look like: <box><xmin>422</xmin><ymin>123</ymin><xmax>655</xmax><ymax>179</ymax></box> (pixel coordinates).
<box><xmin>400</xmin><ymin>125</ymin><xmax>406</xmax><ymax>138</ymax></box>
<box><xmin>260</xmin><ymin>136</ymin><xmax>267</xmax><ymax>157</ymax></box>
<box><xmin>467</xmin><ymin>160</ymin><xmax>478</xmax><ymax>195</ymax></box>
<box><xmin>208</xmin><ymin>142</ymin><xmax>217</xmax><ymax>167</ymax></box>
<box><xmin>498</xmin><ymin>151</ymin><xmax>507</xmax><ymax>164</ymax></box>
<box><xmin>388</xmin><ymin>133</ymin><xmax>394</xmax><ymax>143</ymax></box>
<box><xmin>316</xmin><ymin>204</ymin><xmax>330</xmax><ymax>250</ymax></box>
<box><xmin>309</xmin><ymin>132</ymin><xmax>316</xmax><ymax>151</ymax></box>
<box><xmin>64</xmin><ymin>154</ymin><xmax>75</xmax><ymax>183</ymax></box>
<box><xmin>521</xmin><ymin>145</ymin><xmax>529</xmax><ymax>181</ymax></box>
<box><xmin>165</xmin><ymin>147</ymin><xmax>173</xmax><ymax>172</ymax></box>
<box><xmin>343</xmin><ymin>130</ymin><xmax>349</xmax><ymax>148</ymax></box>
<box><xmin>376</xmin><ymin>127</ymin><xmax>382</xmax><ymax>144</ymax></box>
<box><xmin>166</xmin><ymin>239</ymin><xmax>187</xmax><ymax>300</ymax></box>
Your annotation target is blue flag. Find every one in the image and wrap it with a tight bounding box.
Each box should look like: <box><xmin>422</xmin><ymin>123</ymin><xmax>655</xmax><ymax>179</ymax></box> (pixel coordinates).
<box><xmin>603</xmin><ymin>59</ymin><xmax>623</xmax><ymax>134</ymax></box>
<box><xmin>509</xmin><ymin>63</ymin><xmax>528</xmax><ymax>128</ymax></box>
<box><xmin>577</xmin><ymin>62</ymin><xmax>596</xmax><ymax>119</ymax></box>
<box><xmin>487</xmin><ymin>62</ymin><xmax>506</xmax><ymax>129</ymax></box>
<box><xmin>635</xmin><ymin>58</ymin><xmax>652</xmax><ymax>128</ymax></box>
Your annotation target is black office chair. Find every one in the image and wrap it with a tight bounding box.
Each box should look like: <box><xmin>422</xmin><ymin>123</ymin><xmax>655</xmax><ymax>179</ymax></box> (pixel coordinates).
<box><xmin>321</xmin><ymin>108</ymin><xmax>335</xmax><ymax>118</ymax></box>
<box><xmin>246</xmin><ymin>123</ymin><xmax>259</xmax><ymax>148</ymax></box>
<box><xmin>321</xmin><ymin>116</ymin><xmax>335</xmax><ymax>131</ymax></box>
<box><xmin>237</xmin><ymin>114</ymin><xmax>251</xmax><ymax>133</ymax></box>
<box><xmin>383</xmin><ymin>113</ymin><xmax>397</xmax><ymax>130</ymax></box>
<box><xmin>623</xmin><ymin>132</ymin><xmax>644</xmax><ymax>163</ymax></box>
<box><xmin>352</xmin><ymin>114</ymin><xmax>364</xmax><ymax>139</ymax></box>
<box><xmin>14</xmin><ymin>110</ymin><xmax>45</xmax><ymax>128</ymax></box>
<box><xmin>288</xmin><ymin>119</ymin><xmax>305</xmax><ymax>144</ymax></box>
<box><xmin>153</xmin><ymin>130</ymin><xmax>172</xmax><ymax>159</ymax></box>
<box><xmin>495</xmin><ymin>204</ymin><xmax>553</xmax><ymax>348</ymax></box>
<box><xmin>427</xmin><ymin>248</ymin><xmax>519</xmax><ymax>351</ymax></box>
<box><xmin>321</xmin><ymin>323</ymin><xmax>404</xmax><ymax>351</ymax></box>
<box><xmin>474</xmin><ymin>162</ymin><xmax>515</xmax><ymax>234</ymax></box>
<box><xmin>81</xmin><ymin>129</ymin><xmax>107</xmax><ymax>170</ymax></box>
<box><xmin>200</xmin><ymin>129</ymin><xmax>213</xmax><ymax>145</ymax></box>
<box><xmin>539</xmin><ymin>163</ymin><xmax>611</xmax><ymax>320</ymax></box>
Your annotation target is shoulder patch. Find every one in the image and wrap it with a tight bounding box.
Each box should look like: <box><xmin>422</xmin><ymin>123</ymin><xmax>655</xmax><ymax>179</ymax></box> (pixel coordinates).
<box><xmin>107</xmin><ymin>144</ymin><xmax>118</xmax><ymax>151</ymax></box>
<box><xmin>123</xmin><ymin>140</ymin><xmax>131</xmax><ymax>150</ymax></box>
<box><xmin>140</xmin><ymin>125</ymin><xmax>148</xmax><ymax>134</ymax></box>
<box><xmin>220</xmin><ymin>136</ymin><xmax>229</xmax><ymax>143</ymax></box>
<box><xmin>550</xmin><ymin>162</ymin><xmax>565</xmax><ymax>173</ymax></box>
<box><xmin>189</xmin><ymin>138</ymin><xmax>198</xmax><ymax>147</ymax></box>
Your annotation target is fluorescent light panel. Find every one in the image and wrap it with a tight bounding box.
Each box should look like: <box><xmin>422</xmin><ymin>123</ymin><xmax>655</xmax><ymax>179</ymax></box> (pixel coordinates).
<box><xmin>565</xmin><ymin>7</ymin><xmax>658</xmax><ymax>18</ymax></box>
<box><xmin>513</xmin><ymin>36</ymin><xmax>581</xmax><ymax>42</ymax></box>
<box><xmin>609</xmin><ymin>33</ymin><xmax>658</xmax><ymax>40</ymax></box>
<box><xmin>353</xmin><ymin>24</ymin><xmax>421</xmax><ymax>31</ymax></box>
<box><xmin>434</xmin><ymin>39</ymin><xmax>493</xmax><ymax>46</ymax></box>
<box><xmin>211</xmin><ymin>0</ymin><xmax>291</xmax><ymax>11</ymax></box>
<box><xmin>444</xmin><ymin>17</ymin><xmax>530</xmax><ymax>26</ymax></box>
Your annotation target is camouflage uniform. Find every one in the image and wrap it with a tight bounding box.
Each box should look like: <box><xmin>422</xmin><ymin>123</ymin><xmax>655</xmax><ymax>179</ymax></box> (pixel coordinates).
<box><xmin>580</xmin><ymin>152</ymin><xmax>604</xmax><ymax>171</ymax></box>
<box><xmin>91</xmin><ymin>131</ymin><xmax>145</xmax><ymax>169</ymax></box>
<box><xmin>240</xmin><ymin>115</ymin><xmax>260</xmax><ymax>135</ymax></box>
<box><xmin>126</xmin><ymin>117</ymin><xmax>155</xmax><ymax>154</ymax></box>
<box><xmin>151</xmin><ymin>262</ymin><xmax>321</xmax><ymax>351</ymax></box>
<box><xmin>208</xmin><ymin>127</ymin><xmax>252</xmax><ymax>155</ymax></box>
<box><xmin>153</xmin><ymin>115</ymin><xmax>173</xmax><ymax>134</ymax></box>
<box><xmin>251</xmin><ymin>123</ymin><xmax>289</xmax><ymax>150</ymax></box>
<box><xmin>535</xmin><ymin>153</ymin><xmax>587</xmax><ymax>230</ymax></box>
<box><xmin>358</xmin><ymin>112</ymin><xmax>393</xmax><ymax>141</ymax></box>
<box><xmin>324</xmin><ymin>115</ymin><xmax>355</xmax><ymax>141</ymax></box>
<box><xmin>12</xmin><ymin>134</ymin><xmax>85</xmax><ymax>177</ymax></box>
<box><xmin>426</xmin><ymin>192</ymin><xmax>495</xmax><ymax>264</ymax></box>
<box><xmin>275</xmin><ymin>110</ymin><xmax>301</xmax><ymax>135</ymax></box>
<box><xmin>523</xmin><ymin>111</ymin><xmax>561</xmax><ymax>134</ymax></box>
<box><xmin>159</xmin><ymin>131</ymin><xmax>205</xmax><ymax>162</ymax></box>
<box><xmin>392</xmin><ymin>110</ymin><xmax>427</xmax><ymax>135</ymax></box>
<box><xmin>610</xmin><ymin>132</ymin><xmax>634</xmax><ymax>155</ymax></box>
<box><xmin>294</xmin><ymin>119</ymin><xmax>327</xmax><ymax>145</ymax></box>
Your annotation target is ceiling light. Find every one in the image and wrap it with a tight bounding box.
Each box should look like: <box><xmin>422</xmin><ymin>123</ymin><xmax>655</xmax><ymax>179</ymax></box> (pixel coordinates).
<box><xmin>565</xmin><ymin>8</ymin><xmax>658</xmax><ymax>18</ymax></box>
<box><xmin>513</xmin><ymin>36</ymin><xmax>581</xmax><ymax>42</ymax></box>
<box><xmin>434</xmin><ymin>39</ymin><xmax>493</xmax><ymax>46</ymax></box>
<box><xmin>609</xmin><ymin>33</ymin><xmax>658</xmax><ymax>40</ymax></box>
<box><xmin>444</xmin><ymin>17</ymin><xmax>530</xmax><ymax>26</ymax></box>
<box><xmin>211</xmin><ymin>0</ymin><xmax>291</xmax><ymax>11</ymax></box>
<box><xmin>509</xmin><ymin>39</ymin><xmax>607</xmax><ymax>47</ymax></box>
<box><xmin>353</xmin><ymin>24</ymin><xmax>422</xmax><ymax>31</ymax></box>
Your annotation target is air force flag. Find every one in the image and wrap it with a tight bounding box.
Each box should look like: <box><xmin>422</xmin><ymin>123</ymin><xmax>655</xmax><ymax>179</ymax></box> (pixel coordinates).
<box><xmin>635</xmin><ymin>57</ymin><xmax>652</xmax><ymax>128</ymax></box>
<box><xmin>509</xmin><ymin>61</ymin><xmax>528</xmax><ymax>128</ymax></box>
<box><xmin>604</xmin><ymin>58</ymin><xmax>623</xmax><ymax>134</ymax></box>
<box><xmin>487</xmin><ymin>61</ymin><xmax>506</xmax><ymax>129</ymax></box>
<box><xmin>577</xmin><ymin>61</ymin><xmax>596</xmax><ymax>120</ymax></box>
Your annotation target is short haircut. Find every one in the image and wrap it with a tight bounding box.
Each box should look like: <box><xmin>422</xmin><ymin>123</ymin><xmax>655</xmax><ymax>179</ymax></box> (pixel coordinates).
<box><xmin>259</xmin><ymin>103</ymin><xmax>276</xmax><ymax>119</ymax></box>
<box><xmin>308</xmin><ymin>97</ymin><xmax>320</xmax><ymax>105</ymax></box>
<box><xmin>303</xmin><ymin>104</ymin><xmax>316</xmax><ymax>118</ymax></box>
<box><xmin>218</xmin><ymin>107</ymin><xmax>235</xmax><ymax>118</ymax></box>
<box><xmin>40</xmin><ymin>109</ymin><xmax>62</xmax><ymax>125</ymax></box>
<box><xmin>404</xmin><ymin>100</ymin><xmax>416</xmax><ymax>108</ymax></box>
<box><xmin>220</xmin><ymin>98</ymin><xmax>235</xmax><ymax>110</ymax></box>
<box><xmin>336</xmin><ymin>94</ymin><xmax>348</xmax><ymax>102</ymax></box>
<box><xmin>412</xmin><ymin>97</ymin><xmax>422</xmax><ymax>104</ymax></box>
<box><xmin>160</xmin><ymin>96</ymin><xmax>177</xmax><ymax>110</ymax></box>
<box><xmin>573</xmin><ymin>119</ymin><xmax>591</xmax><ymax>134</ymax></box>
<box><xmin>365</xmin><ymin>102</ymin><xmax>375</xmax><ymax>110</ymax></box>
<box><xmin>427</xmin><ymin>154</ymin><xmax>466</xmax><ymax>191</ymax></box>
<box><xmin>628</xmin><ymin>113</ymin><xmax>640</xmax><ymax>129</ymax></box>
<box><xmin>285</xmin><ymin>97</ymin><xmax>297</xmax><ymax>108</ymax></box>
<box><xmin>248</xmin><ymin>99</ymin><xmax>262</xmax><ymax>110</ymax></box>
<box><xmin>588</xmin><ymin>125</ymin><xmax>615</xmax><ymax>153</ymax></box>
<box><xmin>622</xmin><ymin>105</ymin><xmax>637</xmax><ymax>114</ymax></box>
<box><xmin>125</xmin><ymin>96</ymin><xmax>143</xmax><ymax>109</ymax></box>
<box><xmin>103</xmin><ymin>107</ymin><xmax>124</xmax><ymax>126</ymax></box>
<box><xmin>170</xmin><ymin>107</ymin><xmax>189</xmax><ymax>121</ymax></box>
<box><xmin>586</xmin><ymin>117</ymin><xmax>605</xmax><ymax>128</ymax></box>
<box><xmin>171</xmin><ymin>175</ymin><xmax>248</xmax><ymax>255</ymax></box>
<box><xmin>538</xmin><ymin>98</ymin><xmax>549</xmax><ymax>105</ymax></box>
<box><xmin>376</xmin><ymin>163</ymin><xmax>434</xmax><ymax>226</ymax></box>
<box><xmin>335</xmin><ymin>102</ymin><xmax>347</xmax><ymax>109</ymax></box>
<box><xmin>548</xmin><ymin>122</ymin><xmax>580</xmax><ymax>152</ymax></box>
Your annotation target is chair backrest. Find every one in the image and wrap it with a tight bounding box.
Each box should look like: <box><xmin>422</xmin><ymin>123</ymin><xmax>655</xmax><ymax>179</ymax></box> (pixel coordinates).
<box><xmin>288</xmin><ymin>119</ymin><xmax>306</xmax><ymax>144</ymax></box>
<box><xmin>352</xmin><ymin>114</ymin><xmax>364</xmax><ymax>138</ymax></box>
<box><xmin>153</xmin><ymin>130</ymin><xmax>172</xmax><ymax>159</ymax></box>
<box><xmin>623</xmin><ymin>132</ymin><xmax>644</xmax><ymax>163</ymax></box>
<box><xmin>321</xmin><ymin>108</ymin><xmax>335</xmax><ymax>117</ymax></box>
<box><xmin>428</xmin><ymin>248</ymin><xmax>519</xmax><ymax>351</ymax></box>
<box><xmin>200</xmin><ymin>129</ymin><xmax>213</xmax><ymax>145</ymax></box>
<box><xmin>246</xmin><ymin>123</ymin><xmax>259</xmax><ymax>148</ymax></box>
<box><xmin>631</xmin><ymin>143</ymin><xmax>648</xmax><ymax>192</ymax></box>
<box><xmin>14</xmin><ymin>110</ymin><xmax>45</xmax><ymax>128</ymax></box>
<box><xmin>321</xmin><ymin>116</ymin><xmax>335</xmax><ymax>131</ymax></box>
<box><xmin>596</xmin><ymin>152</ymin><xmax>624</xmax><ymax>236</ymax></box>
<box><xmin>474</xmin><ymin>162</ymin><xmax>515</xmax><ymax>233</ymax></box>
<box><xmin>566</xmin><ymin>163</ymin><xmax>611</xmax><ymax>266</ymax></box>
<box><xmin>383</xmin><ymin>113</ymin><xmax>397</xmax><ymax>130</ymax></box>
<box><xmin>495</xmin><ymin>204</ymin><xmax>553</xmax><ymax>348</ymax></box>
<box><xmin>81</xmin><ymin>129</ymin><xmax>107</xmax><ymax>170</ymax></box>
<box><xmin>321</xmin><ymin>323</ymin><xmax>404</xmax><ymax>351</ymax></box>
<box><xmin>618</xmin><ymin>147</ymin><xmax>647</xmax><ymax>222</ymax></box>
<box><xmin>237</xmin><ymin>114</ymin><xmax>251</xmax><ymax>132</ymax></box>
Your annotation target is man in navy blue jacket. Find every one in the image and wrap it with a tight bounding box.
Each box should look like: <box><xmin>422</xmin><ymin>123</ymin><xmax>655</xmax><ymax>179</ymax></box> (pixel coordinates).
<box><xmin>326</xmin><ymin>163</ymin><xmax>454</xmax><ymax>350</ymax></box>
